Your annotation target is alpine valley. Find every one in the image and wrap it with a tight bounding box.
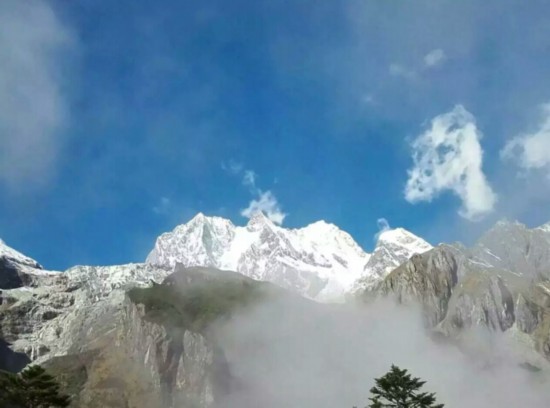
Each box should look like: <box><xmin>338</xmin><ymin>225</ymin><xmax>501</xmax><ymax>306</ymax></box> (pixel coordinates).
<box><xmin>2</xmin><ymin>213</ymin><xmax>550</xmax><ymax>407</ymax></box>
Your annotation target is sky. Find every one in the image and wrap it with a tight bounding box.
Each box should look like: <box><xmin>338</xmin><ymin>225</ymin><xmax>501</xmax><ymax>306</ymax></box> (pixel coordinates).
<box><xmin>1</xmin><ymin>0</ymin><xmax>550</xmax><ymax>270</ymax></box>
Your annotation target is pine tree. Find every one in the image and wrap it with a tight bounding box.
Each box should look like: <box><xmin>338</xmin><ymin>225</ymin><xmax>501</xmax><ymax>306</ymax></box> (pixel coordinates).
<box><xmin>366</xmin><ymin>365</ymin><xmax>444</xmax><ymax>408</ymax></box>
<box><xmin>0</xmin><ymin>365</ymin><xmax>70</xmax><ymax>408</ymax></box>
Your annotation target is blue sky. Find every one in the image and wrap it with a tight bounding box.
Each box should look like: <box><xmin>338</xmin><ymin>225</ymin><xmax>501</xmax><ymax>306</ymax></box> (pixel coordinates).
<box><xmin>1</xmin><ymin>0</ymin><xmax>550</xmax><ymax>270</ymax></box>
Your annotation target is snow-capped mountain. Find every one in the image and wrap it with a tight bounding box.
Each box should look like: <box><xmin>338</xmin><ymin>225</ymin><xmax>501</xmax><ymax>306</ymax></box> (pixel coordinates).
<box><xmin>146</xmin><ymin>212</ymin><xmax>431</xmax><ymax>300</ymax></box>
<box><xmin>0</xmin><ymin>238</ymin><xmax>42</xmax><ymax>269</ymax></box>
<box><xmin>0</xmin><ymin>216</ymin><xmax>433</xmax><ymax>369</ymax></box>
<box><xmin>351</xmin><ymin>228</ymin><xmax>433</xmax><ymax>292</ymax></box>
<box><xmin>3</xmin><ymin>217</ymin><xmax>550</xmax><ymax>405</ymax></box>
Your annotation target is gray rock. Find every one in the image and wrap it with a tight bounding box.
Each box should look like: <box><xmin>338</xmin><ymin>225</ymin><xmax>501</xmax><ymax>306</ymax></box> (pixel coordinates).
<box><xmin>375</xmin><ymin>245</ymin><xmax>458</xmax><ymax>327</ymax></box>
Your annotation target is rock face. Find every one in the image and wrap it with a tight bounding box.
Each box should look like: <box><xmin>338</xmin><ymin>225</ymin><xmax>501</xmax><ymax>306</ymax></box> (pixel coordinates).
<box><xmin>441</xmin><ymin>272</ymin><xmax>515</xmax><ymax>333</ymax></box>
<box><xmin>0</xmin><ymin>261</ymin><xmax>171</xmax><ymax>365</ymax></box>
<box><xmin>367</xmin><ymin>220</ymin><xmax>550</xmax><ymax>361</ymax></box>
<box><xmin>471</xmin><ymin>220</ymin><xmax>550</xmax><ymax>281</ymax></box>
<box><xmin>0</xmin><ymin>247</ymin><xmax>241</xmax><ymax>407</ymax></box>
<box><xmin>147</xmin><ymin>212</ymin><xmax>431</xmax><ymax>301</ymax></box>
<box><xmin>44</xmin><ymin>292</ymin><xmax>225</xmax><ymax>408</ymax></box>
<box><xmin>376</xmin><ymin>245</ymin><xmax>458</xmax><ymax>327</ymax></box>
<box><xmin>0</xmin><ymin>234</ymin><xmax>284</xmax><ymax>408</ymax></box>
<box><xmin>515</xmin><ymin>282</ymin><xmax>550</xmax><ymax>359</ymax></box>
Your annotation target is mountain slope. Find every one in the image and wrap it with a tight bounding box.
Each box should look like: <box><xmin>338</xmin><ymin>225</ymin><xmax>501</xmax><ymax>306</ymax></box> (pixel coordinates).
<box><xmin>366</xmin><ymin>220</ymin><xmax>550</xmax><ymax>361</ymax></box>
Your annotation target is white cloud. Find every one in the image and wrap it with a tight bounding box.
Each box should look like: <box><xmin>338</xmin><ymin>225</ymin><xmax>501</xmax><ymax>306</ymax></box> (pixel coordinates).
<box><xmin>242</xmin><ymin>170</ymin><xmax>257</xmax><ymax>188</ymax></box>
<box><xmin>388</xmin><ymin>50</ymin><xmax>445</xmax><ymax>83</ymax></box>
<box><xmin>424</xmin><ymin>49</ymin><xmax>446</xmax><ymax>68</ymax></box>
<box><xmin>241</xmin><ymin>190</ymin><xmax>287</xmax><ymax>225</ymax></box>
<box><xmin>377</xmin><ymin>218</ymin><xmax>390</xmax><ymax>232</ymax></box>
<box><xmin>153</xmin><ymin>196</ymin><xmax>171</xmax><ymax>215</ymax></box>
<box><xmin>0</xmin><ymin>0</ymin><xmax>75</xmax><ymax>191</ymax></box>
<box><xmin>501</xmin><ymin>103</ymin><xmax>550</xmax><ymax>174</ymax></box>
<box><xmin>405</xmin><ymin>105</ymin><xmax>497</xmax><ymax>221</ymax></box>
<box><xmin>223</xmin><ymin>162</ymin><xmax>287</xmax><ymax>225</ymax></box>
<box><xmin>388</xmin><ymin>63</ymin><xmax>416</xmax><ymax>80</ymax></box>
<box><xmin>374</xmin><ymin>218</ymin><xmax>391</xmax><ymax>241</ymax></box>
<box><xmin>221</xmin><ymin>159</ymin><xmax>244</xmax><ymax>175</ymax></box>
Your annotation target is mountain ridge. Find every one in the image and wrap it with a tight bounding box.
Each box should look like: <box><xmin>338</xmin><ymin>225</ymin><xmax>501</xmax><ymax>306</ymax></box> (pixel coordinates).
<box><xmin>1</xmin><ymin>215</ymin><xmax>550</xmax><ymax>407</ymax></box>
<box><xmin>146</xmin><ymin>212</ymin><xmax>431</xmax><ymax>300</ymax></box>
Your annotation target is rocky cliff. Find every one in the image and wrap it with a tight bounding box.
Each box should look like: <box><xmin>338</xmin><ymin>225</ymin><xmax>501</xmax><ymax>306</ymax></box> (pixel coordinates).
<box><xmin>0</xmin><ymin>256</ymin><xmax>270</xmax><ymax>407</ymax></box>
<box><xmin>365</xmin><ymin>221</ymin><xmax>550</xmax><ymax>362</ymax></box>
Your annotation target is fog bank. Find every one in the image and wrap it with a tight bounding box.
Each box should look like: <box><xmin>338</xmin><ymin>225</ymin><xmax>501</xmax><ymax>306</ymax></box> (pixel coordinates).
<box><xmin>212</xmin><ymin>297</ymin><xmax>550</xmax><ymax>408</ymax></box>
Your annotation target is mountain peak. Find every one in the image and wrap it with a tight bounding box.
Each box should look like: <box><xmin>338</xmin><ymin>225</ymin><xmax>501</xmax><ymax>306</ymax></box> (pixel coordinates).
<box><xmin>303</xmin><ymin>220</ymin><xmax>337</xmax><ymax>232</ymax></box>
<box><xmin>537</xmin><ymin>221</ymin><xmax>550</xmax><ymax>233</ymax></box>
<box><xmin>0</xmin><ymin>238</ymin><xmax>42</xmax><ymax>269</ymax></box>
<box><xmin>377</xmin><ymin>227</ymin><xmax>430</xmax><ymax>248</ymax></box>
<box><xmin>352</xmin><ymin>227</ymin><xmax>433</xmax><ymax>292</ymax></box>
<box><xmin>494</xmin><ymin>218</ymin><xmax>525</xmax><ymax>229</ymax></box>
<box><xmin>191</xmin><ymin>212</ymin><xmax>206</xmax><ymax>221</ymax></box>
<box><xmin>246</xmin><ymin>211</ymin><xmax>273</xmax><ymax>231</ymax></box>
<box><xmin>184</xmin><ymin>213</ymin><xmax>235</xmax><ymax>230</ymax></box>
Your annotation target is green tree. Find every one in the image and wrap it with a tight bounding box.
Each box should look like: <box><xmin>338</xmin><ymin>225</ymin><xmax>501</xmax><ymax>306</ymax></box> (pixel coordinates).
<box><xmin>365</xmin><ymin>365</ymin><xmax>444</xmax><ymax>408</ymax></box>
<box><xmin>0</xmin><ymin>365</ymin><xmax>70</xmax><ymax>408</ymax></box>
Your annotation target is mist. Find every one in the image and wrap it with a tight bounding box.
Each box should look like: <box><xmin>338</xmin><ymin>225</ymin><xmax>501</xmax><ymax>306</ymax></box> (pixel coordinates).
<box><xmin>210</xmin><ymin>296</ymin><xmax>550</xmax><ymax>408</ymax></box>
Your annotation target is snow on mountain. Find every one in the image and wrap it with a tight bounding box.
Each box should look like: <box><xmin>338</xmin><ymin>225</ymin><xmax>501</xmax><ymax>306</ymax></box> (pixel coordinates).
<box><xmin>0</xmin><ymin>214</ymin><xmax>433</xmax><ymax>304</ymax></box>
<box><xmin>538</xmin><ymin>222</ymin><xmax>550</xmax><ymax>234</ymax></box>
<box><xmin>0</xmin><ymin>238</ymin><xmax>42</xmax><ymax>269</ymax></box>
<box><xmin>351</xmin><ymin>227</ymin><xmax>433</xmax><ymax>292</ymax></box>
<box><xmin>0</xmin><ymin>238</ymin><xmax>171</xmax><ymax>364</ymax></box>
<box><xmin>147</xmin><ymin>212</ymin><xmax>372</xmax><ymax>300</ymax></box>
<box><xmin>146</xmin><ymin>212</ymin><xmax>431</xmax><ymax>301</ymax></box>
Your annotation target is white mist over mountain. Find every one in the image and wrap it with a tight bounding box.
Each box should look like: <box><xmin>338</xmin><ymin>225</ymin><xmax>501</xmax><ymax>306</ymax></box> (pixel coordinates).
<box><xmin>214</xmin><ymin>297</ymin><xmax>550</xmax><ymax>408</ymax></box>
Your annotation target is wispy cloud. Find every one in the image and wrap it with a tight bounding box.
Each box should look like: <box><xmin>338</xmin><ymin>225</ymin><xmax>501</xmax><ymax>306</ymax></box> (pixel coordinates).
<box><xmin>0</xmin><ymin>0</ymin><xmax>75</xmax><ymax>192</ymax></box>
<box><xmin>501</xmin><ymin>103</ymin><xmax>550</xmax><ymax>176</ymax></box>
<box><xmin>223</xmin><ymin>162</ymin><xmax>286</xmax><ymax>225</ymax></box>
<box><xmin>374</xmin><ymin>218</ymin><xmax>391</xmax><ymax>241</ymax></box>
<box><xmin>152</xmin><ymin>196</ymin><xmax>171</xmax><ymax>215</ymax></box>
<box><xmin>221</xmin><ymin>159</ymin><xmax>244</xmax><ymax>175</ymax></box>
<box><xmin>405</xmin><ymin>105</ymin><xmax>497</xmax><ymax>221</ymax></box>
<box><xmin>241</xmin><ymin>190</ymin><xmax>287</xmax><ymax>225</ymax></box>
<box><xmin>423</xmin><ymin>49</ymin><xmax>446</xmax><ymax>68</ymax></box>
<box><xmin>388</xmin><ymin>49</ymin><xmax>446</xmax><ymax>81</ymax></box>
<box><xmin>242</xmin><ymin>170</ymin><xmax>257</xmax><ymax>189</ymax></box>
<box><xmin>240</xmin><ymin>169</ymin><xmax>287</xmax><ymax>225</ymax></box>
<box><xmin>388</xmin><ymin>63</ymin><xmax>416</xmax><ymax>80</ymax></box>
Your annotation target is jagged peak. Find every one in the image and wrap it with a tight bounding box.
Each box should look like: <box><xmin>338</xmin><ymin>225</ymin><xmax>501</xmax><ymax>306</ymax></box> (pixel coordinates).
<box><xmin>246</xmin><ymin>211</ymin><xmax>274</xmax><ymax>231</ymax></box>
<box><xmin>377</xmin><ymin>227</ymin><xmax>430</xmax><ymax>247</ymax></box>
<box><xmin>493</xmin><ymin>218</ymin><xmax>525</xmax><ymax>229</ymax></box>
<box><xmin>476</xmin><ymin>219</ymin><xmax>528</xmax><ymax>244</ymax></box>
<box><xmin>174</xmin><ymin>212</ymin><xmax>235</xmax><ymax>231</ymax></box>
<box><xmin>0</xmin><ymin>238</ymin><xmax>42</xmax><ymax>269</ymax></box>
<box><xmin>537</xmin><ymin>221</ymin><xmax>550</xmax><ymax>233</ymax></box>
<box><xmin>191</xmin><ymin>212</ymin><xmax>206</xmax><ymax>222</ymax></box>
